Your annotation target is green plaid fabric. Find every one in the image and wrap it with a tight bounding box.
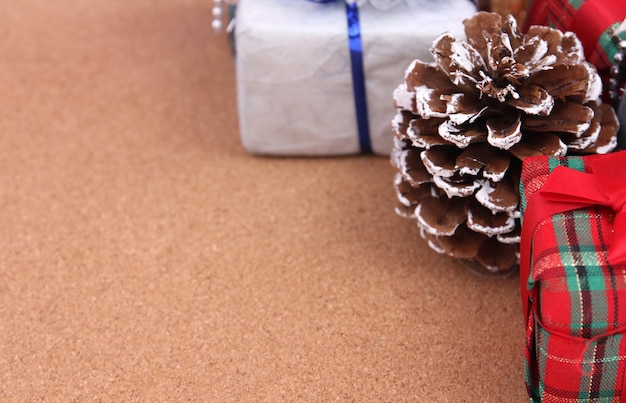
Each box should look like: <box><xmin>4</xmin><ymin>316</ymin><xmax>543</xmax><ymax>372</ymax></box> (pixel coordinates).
<box><xmin>521</xmin><ymin>154</ymin><xmax>626</xmax><ymax>402</ymax></box>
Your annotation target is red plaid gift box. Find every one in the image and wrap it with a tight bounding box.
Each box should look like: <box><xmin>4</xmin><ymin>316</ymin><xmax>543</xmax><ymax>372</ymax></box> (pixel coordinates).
<box><xmin>524</xmin><ymin>0</ymin><xmax>626</xmax><ymax>93</ymax></box>
<box><xmin>520</xmin><ymin>151</ymin><xmax>626</xmax><ymax>402</ymax></box>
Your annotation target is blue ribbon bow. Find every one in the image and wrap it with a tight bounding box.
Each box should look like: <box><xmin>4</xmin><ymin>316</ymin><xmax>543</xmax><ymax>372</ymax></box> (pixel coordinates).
<box><xmin>309</xmin><ymin>0</ymin><xmax>372</xmax><ymax>153</ymax></box>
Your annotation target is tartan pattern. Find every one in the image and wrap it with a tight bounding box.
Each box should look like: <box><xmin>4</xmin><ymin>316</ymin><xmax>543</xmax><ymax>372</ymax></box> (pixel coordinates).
<box><xmin>521</xmin><ymin>155</ymin><xmax>626</xmax><ymax>402</ymax></box>
<box><xmin>524</xmin><ymin>0</ymin><xmax>626</xmax><ymax>73</ymax></box>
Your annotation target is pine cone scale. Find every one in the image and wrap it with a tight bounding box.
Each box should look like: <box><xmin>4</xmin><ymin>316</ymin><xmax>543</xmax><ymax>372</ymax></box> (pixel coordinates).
<box><xmin>508</xmin><ymin>84</ymin><xmax>553</xmax><ymax>115</ymax></box>
<box><xmin>486</xmin><ymin>112</ymin><xmax>523</xmax><ymax>149</ymax></box>
<box><xmin>522</xmin><ymin>102</ymin><xmax>593</xmax><ymax>135</ymax></box>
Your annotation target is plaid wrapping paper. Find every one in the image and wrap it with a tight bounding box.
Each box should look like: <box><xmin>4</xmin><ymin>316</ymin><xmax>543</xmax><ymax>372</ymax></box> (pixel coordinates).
<box><xmin>523</xmin><ymin>0</ymin><xmax>626</xmax><ymax>79</ymax></box>
<box><xmin>520</xmin><ymin>151</ymin><xmax>626</xmax><ymax>402</ymax></box>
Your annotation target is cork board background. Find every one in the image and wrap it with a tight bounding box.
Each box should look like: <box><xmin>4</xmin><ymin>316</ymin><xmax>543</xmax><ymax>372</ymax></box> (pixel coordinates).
<box><xmin>0</xmin><ymin>1</ymin><xmax>527</xmax><ymax>401</ymax></box>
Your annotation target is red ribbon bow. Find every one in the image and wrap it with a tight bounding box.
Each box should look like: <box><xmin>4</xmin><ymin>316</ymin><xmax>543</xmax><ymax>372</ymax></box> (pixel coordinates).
<box><xmin>520</xmin><ymin>151</ymin><xmax>626</xmax><ymax>323</ymax></box>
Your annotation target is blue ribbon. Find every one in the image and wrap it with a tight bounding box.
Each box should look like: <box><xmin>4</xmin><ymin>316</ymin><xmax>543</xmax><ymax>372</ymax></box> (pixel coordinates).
<box><xmin>345</xmin><ymin>2</ymin><xmax>372</xmax><ymax>153</ymax></box>
<box><xmin>309</xmin><ymin>0</ymin><xmax>372</xmax><ymax>153</ymax></box>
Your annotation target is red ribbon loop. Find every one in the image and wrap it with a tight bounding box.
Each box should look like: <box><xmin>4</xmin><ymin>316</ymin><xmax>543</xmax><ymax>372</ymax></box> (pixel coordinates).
<box><xmin>520</xmin><ymin>151</ymin><xmax>626</xmax><ymax>323</ymax></box>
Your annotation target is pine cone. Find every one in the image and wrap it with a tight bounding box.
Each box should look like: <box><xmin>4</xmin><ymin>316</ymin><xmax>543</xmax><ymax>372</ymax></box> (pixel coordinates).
<box><xmin>391</xmin><ymin>12</ymin><xmax>619</xmax><ymax>275</ymax></box>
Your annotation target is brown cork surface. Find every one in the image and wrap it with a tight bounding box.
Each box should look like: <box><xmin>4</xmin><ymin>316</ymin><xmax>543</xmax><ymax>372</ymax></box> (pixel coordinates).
<box><xmin>0</xmin><ymin>1</ymin><xmax>527</xmax><ymax>401</ymax></box>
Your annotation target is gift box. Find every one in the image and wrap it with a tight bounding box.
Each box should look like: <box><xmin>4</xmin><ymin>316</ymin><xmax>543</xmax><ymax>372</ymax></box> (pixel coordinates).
<box><xmin>519</xmin><ymin>151</ymin><xmax>626</xmax><ymax>401</ymax></box>
<box><xmin>523</xmin><ymin>0</ymin><xmax>626</xmax><ymax>100</ymax></box>
<box><xmin>234</xmin><ymin>0</ymin><xmax>477</xmax><ymax>155</ymax></box>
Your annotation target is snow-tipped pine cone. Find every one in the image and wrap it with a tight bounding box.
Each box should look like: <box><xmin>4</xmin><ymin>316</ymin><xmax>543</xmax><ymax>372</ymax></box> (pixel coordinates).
<box><xmin>391</xmin><ymin>12</ymin><xmax>619</xmax><ymax>275</ymax></box>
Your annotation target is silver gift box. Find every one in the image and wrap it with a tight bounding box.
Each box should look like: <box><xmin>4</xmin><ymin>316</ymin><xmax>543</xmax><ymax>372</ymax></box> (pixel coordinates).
<box><xmin>235</xmin><ymin>0</ymin><xmax>477</xmax><ymax>155</ymax></box>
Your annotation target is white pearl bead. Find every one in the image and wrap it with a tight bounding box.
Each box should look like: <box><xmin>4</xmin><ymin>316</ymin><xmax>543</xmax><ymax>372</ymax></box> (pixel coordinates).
<box><xmin>212</xmin><ymin>19</ymin><xmax>223</xmax><ymax>31</ymax></box>
<box><xmin>212</xmin><ymin>6</ymin><xmax>223</xmax><ymax>17</ymax></box>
